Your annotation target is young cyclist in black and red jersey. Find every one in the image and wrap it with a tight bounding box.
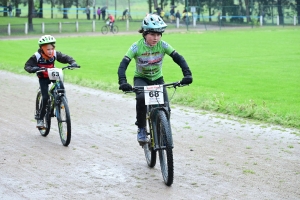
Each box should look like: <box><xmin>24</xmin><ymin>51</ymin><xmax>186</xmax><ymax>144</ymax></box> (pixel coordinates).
<box><xmin>106</xmin><ymin>13</ymin><xmax>115</xmax><ymax>32</ymax></box>
<box><xmin>117</xmin><ymin>14</ymin><xmax>193</xmax><ymax>144</ymax></box>
<box><xmin>24</xmin><ymin>35</ymin><xmax>78</xmax><ymax>128</ymax></box>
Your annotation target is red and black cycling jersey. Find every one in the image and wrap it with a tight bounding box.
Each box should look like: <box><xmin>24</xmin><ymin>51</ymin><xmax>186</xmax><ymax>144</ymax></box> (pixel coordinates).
<box><xmin>24</xmin><ymin>49</ymin><xmax>75</xmax><ymax>78</ymax></box>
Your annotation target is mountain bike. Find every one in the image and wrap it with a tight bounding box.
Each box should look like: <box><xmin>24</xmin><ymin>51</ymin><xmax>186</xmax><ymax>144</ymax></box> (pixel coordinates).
<box><xmin>34</xmin><ymin>65</ymin><xmax>80</xmax><ymax>146</ymax></box>
<box><xmin>101</xmin><ymin>21</ymin><xmax>118</xmax><ymax>34</ymax></box>
<box><xmin>126</xmin><ymin>81</ymin><xmax>187</xmax><ymax>186</ymax></box>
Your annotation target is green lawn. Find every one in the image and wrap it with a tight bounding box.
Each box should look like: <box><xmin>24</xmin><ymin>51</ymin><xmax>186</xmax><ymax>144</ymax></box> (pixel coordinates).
<box><xmin>0</xmin><ymin>27</ymin><xmax>299</xmax><ymax>129</ymax></box>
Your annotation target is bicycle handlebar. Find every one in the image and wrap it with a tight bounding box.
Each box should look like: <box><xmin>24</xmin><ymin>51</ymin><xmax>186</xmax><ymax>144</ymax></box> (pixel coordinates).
<box><xmin>125</xmin><ymin>81</ymin><xmax>189</xmax><ymax>94</ymax></box>
<box><xmin>36</xmin><ymin>65</ymin><xmax>80</xmax><ymax>73</ymax></box>
<box><xmin>62</xmin><ymin>65</ymin><xmax>81</xmax><ymax>70</ymax></box>
<box><xmin>133</xmin><ymin>81</ymin><xmax>188</xmax><ymax>90</ymax></box>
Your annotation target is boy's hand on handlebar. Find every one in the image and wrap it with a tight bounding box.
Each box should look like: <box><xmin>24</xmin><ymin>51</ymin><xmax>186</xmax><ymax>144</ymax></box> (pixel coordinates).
<box><xmin>71</xmin><ymin>62</ymin><xmax>79</xmax><ymax>68</ymax></box>
<box><xmin>119</xmin><ymin>83</ymin><xmax>133</xmax><ymax>91</ymax></box>
<box><xmin>36</xmin><ymin>67</ymin><xmax>47</xmax><ymax>77</ymax></box>
<box><xmin>180</xmin><ymin>75</ymin><xmax>193</xmax><ymax>85</ymax></box>
<box><xmin>32</xmin><ymin>66</ymin><xmax>41</xmax><ymax>73</ymax></box>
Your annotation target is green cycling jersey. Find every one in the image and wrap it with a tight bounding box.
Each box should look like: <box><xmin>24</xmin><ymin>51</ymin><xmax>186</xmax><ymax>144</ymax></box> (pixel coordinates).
<box><xmin>125</xmin><ymin>38</ymin><xmax>175</xmax><ymax>81</ymax></box>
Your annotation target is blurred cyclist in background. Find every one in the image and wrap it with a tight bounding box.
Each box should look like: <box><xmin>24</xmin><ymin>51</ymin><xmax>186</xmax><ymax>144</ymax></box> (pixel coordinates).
<box><xmin>106</xmin><ymin>13</ymin><xmax>115</xmax><ymax>32</ymax></box>
<box><xmin>122</xmin><ymin>8</ymin><xmax>128</xmax><ymax>20</ymax></box>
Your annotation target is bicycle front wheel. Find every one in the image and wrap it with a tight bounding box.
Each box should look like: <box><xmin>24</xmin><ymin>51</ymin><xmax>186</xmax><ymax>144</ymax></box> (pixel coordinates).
<box><xmin>101</xmin><ymin>25</ymin><xmax>108</xmax><ymax>34</ymax></box>
<box><xmin>112</xmin><ymin>25</ymin><xmax>118</xmax><ymax>34</ymax></box>
<box><xmin>57</xmin><ymin>96</ymin><xmax>71</xmax><ymax>146</ymax></box>
<box><xmin>35</xmin><ymin>90</ymin><xmax>51</xmax><ymax>136</ymax></box>
<box><xmin>144</xmin><ymin>117</ymin><xmax>156</xmax><ymax>168</ymax></box>
<box><xmin>156</xmin><ymin>110</ymin><xmax>174</xmax><ymax>186</ymax></box>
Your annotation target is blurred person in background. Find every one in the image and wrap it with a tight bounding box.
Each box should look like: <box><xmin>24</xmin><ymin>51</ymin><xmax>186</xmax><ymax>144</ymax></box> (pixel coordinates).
<box><xmin>122</xmin><ymin>8</ymin><xmax>128</xmax><ymax>20</ymax></box>
<box><xmin>86</xmin><ymin>5</ymin><xmax>90</xmax><ymax>20</ymax></box>
<box><xmin>97</xmin><ymin>7</ymin><xmax>101</xmax><ymax>20</ymax></box>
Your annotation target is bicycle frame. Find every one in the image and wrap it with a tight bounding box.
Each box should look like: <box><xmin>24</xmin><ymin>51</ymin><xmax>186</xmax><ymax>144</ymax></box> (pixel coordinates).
<box><xmin>35</xmin><ymin>65</ymin><xmax>80</xmax><ymax>146</ymax></box>
<box><xmin>148</xmin><ymin>96</ymin><xmax>171</xmax><ymax>150</ymax></box>
<box><xmin>126</xmin><ymin>81</ymin><xmax>187</xmax><ymax>186</ymax></box>
<box><xmin>133</xmin><ymin>82</ymin><xmax>181</xmax><ymax>149</ymax></box>
<box><xmin>49</xmin><ymin>82</ymin><xmax>63</xmax><ymax>118</ymax></box>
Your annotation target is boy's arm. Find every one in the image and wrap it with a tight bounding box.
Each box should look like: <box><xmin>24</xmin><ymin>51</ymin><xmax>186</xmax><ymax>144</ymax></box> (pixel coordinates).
<box><xmin>56</xmin><ymin>51</ymin><xmax>76</xmax><ymax>65</ymax></box>
<box><xmin>24</xmin><ymin>55</ymin><xmax>40</xmax><ymax>73</ymax></box>
<box><xmin>117</xmin><ymin>56</ymin><xmax>131</xmax><ymax>84</ymax></box>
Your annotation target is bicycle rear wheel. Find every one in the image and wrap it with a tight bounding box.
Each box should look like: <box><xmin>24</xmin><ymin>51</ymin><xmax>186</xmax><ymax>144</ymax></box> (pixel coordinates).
<box><xmin>112</xmin><ymin>25</ymin><xmax>118</xmax><ymax>34</ymax></box>
<box><xmin>156</xmin><ymin>110</ymin><xmax>174</xmax><ymax>186</ymax></box>
<box><xmin>143</xmin><ymin>117</ymin><xmax>156</xmax><ymax>168</ymax></box>
<box><xmin>57</xmin><ymin>96</ymin><xmax>71</xmax><ymax>146</ymax></box>
<box><xmin>35</xmin><ymin>90</ymin><xmax>51</xmax><ymax>136</ymax></box>
<box><xmin>101</xmin><ymin>25</ymin><xmax>108</xmax><ymax>34</ymax></box>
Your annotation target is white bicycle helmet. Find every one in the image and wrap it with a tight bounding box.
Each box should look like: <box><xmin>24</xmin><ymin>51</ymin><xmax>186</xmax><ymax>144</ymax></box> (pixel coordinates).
<box><xmin>38</xmin><ymin>35</ymin><xmax>56</xmax><ymax>46</ymax></box>
<box><xmin>142</xmin><ymin>14</ymin><xmax>167</xmax><ymax>33</ymax></box>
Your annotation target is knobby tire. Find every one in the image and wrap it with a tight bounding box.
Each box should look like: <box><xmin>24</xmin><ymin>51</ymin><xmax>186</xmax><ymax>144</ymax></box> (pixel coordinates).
<box><xmin>156</xmin><ymin>110</ymin><xmax>174</xmax><ymax>186</ymax></box>
<box><xmin>144</xmin><ymin>116</ymin><xmax>157</xmax><ymax>168</ymax></box>
<box><xmin>36</xmin><ymin>90</ymin><xmax>51</xmax><ymax>136</ymax></box>
<box><xmin>57</xmin><ymin>96</ymin><xmax>71</xmax><ymax>146</ymax></box>
<box><xmin>112</xmin><ymin>25</ymin><xmax>118</xmax><ymax>34</ymax></box>
<box><xmin>101</xmin><ymin>26</ymin><xmax>108</xmax><ymax>34</ymax></box>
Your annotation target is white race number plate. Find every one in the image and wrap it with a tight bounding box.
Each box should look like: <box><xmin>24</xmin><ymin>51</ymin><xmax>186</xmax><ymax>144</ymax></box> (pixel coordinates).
<box><xmin>48</xmin><ymin>68</ymin><xmax>63</xmax><ymax>81</ymax></box>
<box><xmin>144</xmin><ymin>85</ymin><xmax>164</xmax><ymax>105</ymax></box>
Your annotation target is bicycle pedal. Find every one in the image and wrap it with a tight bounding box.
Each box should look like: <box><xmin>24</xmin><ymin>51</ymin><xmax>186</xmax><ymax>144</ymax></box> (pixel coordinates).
<box><xmin>37</xmin><ymin>126</ymin><xmax>46</xmax><ymax>130</ymax></box>
<box><xmin>139</xmin><ymin>141</ymin><xmax>149</xmax><ymax>146</ymax></box>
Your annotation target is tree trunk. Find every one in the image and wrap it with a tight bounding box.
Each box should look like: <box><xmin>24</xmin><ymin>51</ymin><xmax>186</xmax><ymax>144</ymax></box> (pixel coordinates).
<box><xmin>296</xmin><ymin>0</ymin><xmax>300</xmax><ymax>24</ymax></box>
<box><xmin>76</xmin><ymin>0</ymin><xmax>78</xmax><ymax>19</ymax></box>
<box><xmin>51</xmin><ymin>0</ymin><xmax>54</xmax><ymax>19</ymax></box>
<box><xmin>14</xmin><ymin>0</ymin><xmax>20</xmax><ymax>17</ymax></box>
<box><xmin>28</xmin><ymin>0</ymin><xmax>34</xmax><ymax>32</ymax></box>
<box><xmin>245</xmin><ymin>0</ymin><xmax>250</xmax><ymax>22</ymax></box>
<box><xmin>39</xmin><ymin>0</ymin><xmax>43</xmax><ymax>18</ymax></box>
<box><xmin>148</xmin><ymin>0</ymin><xmax>152</xmax><ymax>13</ymax></box>
<box><xmin>208</xmin><ymin>6</ymin><xmax>212</xmax><ymax>22</ymax></box>
<box><xmin>63</xmin><ymin>0</ymin><xmax>68</xmax><ymax>19</ymax></box>
<box><xmin>277</xmin><ymin>0</ymin><xmax>283</xmax><ymax>24</ymax></box>
<box><xmin>171</xmin><ymin>0</ymin><xmax>174</xmax><ymax>7</ymax></box>
<box><xmin>153</xmin><ymin>0</ymin><xmax>158</xmax><ymax>10</ymax></box>
<box><xmin>3</xmin><ymin>0</ymin><xmax>8</xmax><ymax>17</ymax></box>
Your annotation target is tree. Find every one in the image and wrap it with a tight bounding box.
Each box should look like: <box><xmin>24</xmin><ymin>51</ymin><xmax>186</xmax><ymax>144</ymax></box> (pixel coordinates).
<box><xmin>14</xmin><ymin>0</ymin><xmax>22</xmax><ymax>17</ymax></box>
<box><xmin>1</xmin><ymin>0</ymin><xmax>8</xmax><ymax>16</ymax></box>
<box><xmin>28</xmin><ymin>0</ymin><xmax>34</xmax><ymax>31</ymax></box>
<box><xmin>57</xmin><ymin>0</ymin><xmax>76</xmax><ymax>19</ymax></box>
<box><xmin>296</xmin><ymin>0</ymin><xmax>300</xmax><ymax>24</ymax></box>
<box><xmin>148</xmin><ymin>0</ymin><xmax>152</xmax><ymax>13</ymax></box>
<box><xmin>39</xmin><ymin>0</ymin><xmax>43</xmax><ymax>18</ymax></box>
<box><xmin>277</xmin><ymin>0</ymin><xmax>284</xmax><ymax>24</ymax></box>
<box><xmin>153</xmin><ymin>0</ymin><xmax>158</xmax><ymax>10</ymax></box>
<box><xmin>146</xmin><ymin>0</ymin><xmax>184</xmax><ymax>14</ymax></box>
<box><xmin>48</xmin><ymin>0</ymin><xmax>56</xmax><ymax>19</ymax></box>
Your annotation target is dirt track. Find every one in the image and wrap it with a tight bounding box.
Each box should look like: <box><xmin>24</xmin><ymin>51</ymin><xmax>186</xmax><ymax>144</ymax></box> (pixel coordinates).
<box><xmin>0</xmin><ymin>70</ymin><xmax>299</xmax><ymax>199</ymax></box>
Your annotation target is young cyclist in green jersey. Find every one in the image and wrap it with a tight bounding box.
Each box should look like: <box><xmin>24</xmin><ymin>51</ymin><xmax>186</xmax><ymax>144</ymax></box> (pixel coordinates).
<box><xmin>117</xmin><ymin>14</ymin><xmax>193</xmax><ymax>144</ymax></box>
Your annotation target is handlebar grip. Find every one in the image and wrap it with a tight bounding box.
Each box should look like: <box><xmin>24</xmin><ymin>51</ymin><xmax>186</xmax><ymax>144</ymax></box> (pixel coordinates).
<box><xmin>68</xmin><ymin>65</ymin><xmax>80</xmax><ymax>69</ymax></box>
<box><xmin>36</xmin><ymin>68</ymin><xmax>47</xmax><ymax>73</ymax></box>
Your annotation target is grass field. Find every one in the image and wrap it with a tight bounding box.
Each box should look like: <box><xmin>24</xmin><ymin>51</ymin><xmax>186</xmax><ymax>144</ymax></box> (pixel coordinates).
<box><xmin>0</xmin><ymin>27</ymin><xmax>299</xmax><ymax>129</ymax></box>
